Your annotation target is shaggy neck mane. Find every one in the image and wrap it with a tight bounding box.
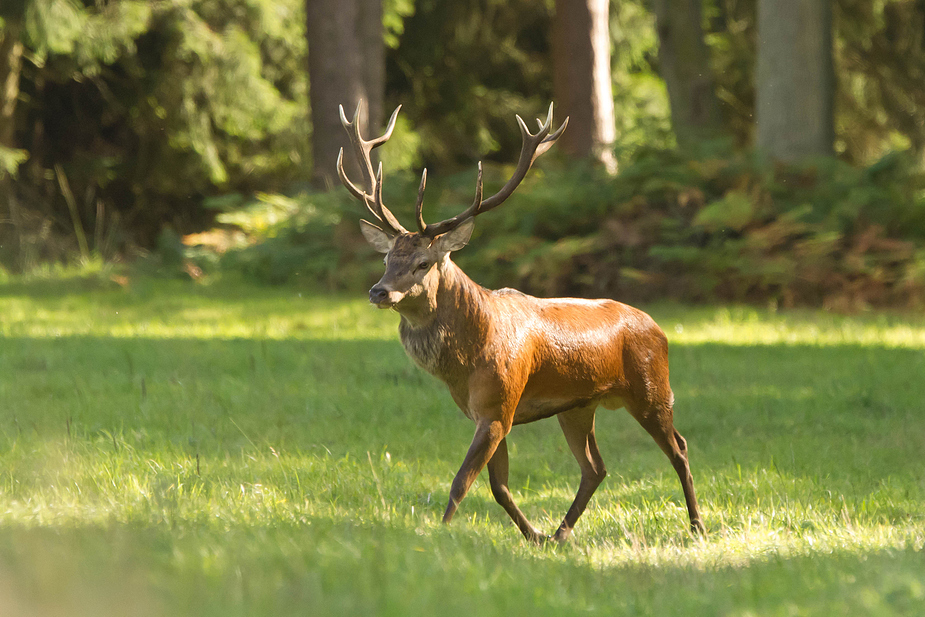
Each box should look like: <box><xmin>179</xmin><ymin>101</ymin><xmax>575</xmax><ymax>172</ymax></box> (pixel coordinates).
<box><xmin>396</xmin><ymin>258</ymin><xmax>493</xmax><ymax>379</ymax></box>
<box><xmin>439</xmin><ymin>259</ymin><xmax>489</xmax><ymax>326</ymax></box>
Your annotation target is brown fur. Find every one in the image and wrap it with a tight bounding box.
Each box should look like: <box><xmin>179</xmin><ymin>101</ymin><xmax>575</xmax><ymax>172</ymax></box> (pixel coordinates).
<box><xmin>342</xmin><ymin>102</ymin><xmax>701</xmax><ymax>542</ymax></box>
<box><xmin>367</xmin><ymin>229</ymin><xmax>704</xmax><ymax>543</ymax></box>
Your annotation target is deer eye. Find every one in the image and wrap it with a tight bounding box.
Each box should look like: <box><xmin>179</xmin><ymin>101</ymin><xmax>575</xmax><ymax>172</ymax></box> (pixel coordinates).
<box><xmin>416</xmin><ymin>261</ymin><xmax>431</xmax><ymax>272</ymax></box>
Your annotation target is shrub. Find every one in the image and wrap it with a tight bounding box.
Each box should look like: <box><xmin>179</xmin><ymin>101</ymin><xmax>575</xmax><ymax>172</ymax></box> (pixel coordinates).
<box><xmin>459</xmin><ymin>149</ymin><xmax>925</xmax><ymax>309</ymax></box>
<box><xmin>203</xmin><ymin>149</ymin><xmax>925</xmax><ymax>309</ymax></box>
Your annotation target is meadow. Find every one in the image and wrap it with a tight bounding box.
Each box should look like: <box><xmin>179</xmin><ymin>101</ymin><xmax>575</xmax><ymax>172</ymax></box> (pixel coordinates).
<box><xmin>0</xmin><ymin>274</ymin><xmax>923</xmax><ymax>616</ymax></box>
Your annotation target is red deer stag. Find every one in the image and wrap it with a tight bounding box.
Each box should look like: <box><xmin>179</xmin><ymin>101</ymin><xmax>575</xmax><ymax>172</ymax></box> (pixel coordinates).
<box><xmin>337</xmin><ymin>102</ymin><xmax>704</xmax><ymax>542</ymax></box>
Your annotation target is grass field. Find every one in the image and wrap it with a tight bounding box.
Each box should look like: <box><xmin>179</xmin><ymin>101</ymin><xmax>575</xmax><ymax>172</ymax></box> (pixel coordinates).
<box><xmin>0</xmin><ymin>274</ymin><xmax>923</xmax><ymax>615</ymax></box>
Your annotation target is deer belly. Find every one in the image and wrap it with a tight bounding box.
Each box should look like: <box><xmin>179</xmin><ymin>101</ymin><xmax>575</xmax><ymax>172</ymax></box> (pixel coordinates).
<box><xmin>513</xmin><ymin>398</ymin><xmax>584</xmax><ymax>424</ymax></box>
<box><xmin>513</xmin><ymin>394</ymin><xmax>627</xmax><ymax>424</ymax></box>
<box><xmin>599</xmin><ymin>395</ymin><xmax>627</xmax><ymax>410</ymax></box>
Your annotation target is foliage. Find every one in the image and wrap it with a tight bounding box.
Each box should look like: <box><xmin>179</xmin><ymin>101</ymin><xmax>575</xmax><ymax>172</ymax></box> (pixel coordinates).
<box><xmin>1</xmin><ymin>279</ymin><xmax>924</xmax><ymax>614</ymax></box>
<box><xmin>202</xmin><ymin>148</ymin><xmax>925</xmax><ymax>309</ymax></box>
<box><xmin>382</xmin><ymin>0</ymin><xmax>416</xmax><ymax>49</ymax></box>
<box><xmin>703</xmin><ymin>0</ymin><xmax>757</xmax><ymax>146</ymax></box>
<box><xmin>385</xmin><ymin>0</ymin><xmax>554</xmax><ymax>167</ymax></box>
<box><xmin>703</xmin><ymin>0</ymin><xmax>925</xmax><ymax>163</ymax></box>
<box><xmin>214</xmin><ymin>190</ymin><xmax>372</xmax><ymax>288</ymax></box>
<box><xmin>0</xmin><ymin>144</ymin><xmax>27</xmax><ymax>178</ymax></box>
<box><xmin>835</xmin><ymin>0</ymin><xmax>925</xmax><ymax>162</ymax></box>
<box><xmin>3</xmin><ymin>0</ymin><xmax>925</xmax><ymax>310</ymax></box>
<box><xmin>1</xmin><ymin>0</ymin><xmax>307</xmax><ymax>271</ymax></box>
<box><xmin>450</xmin><ymin>148</ymin><xmax>925</xmax><ymax>308</ymax></box>
<box><xmin>386</xmin><ymin>0</ymin><xmax>674</xmax><ymax>169</ymax></box>
<box><xmin>610</xmin><ymin>0</ymin><xmax>675</xmax><ymax>154</ymax></box>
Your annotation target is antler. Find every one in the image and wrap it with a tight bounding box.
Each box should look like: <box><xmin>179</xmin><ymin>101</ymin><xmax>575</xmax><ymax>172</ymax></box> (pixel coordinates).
<box><xmin>337</xmin><ymin>101</ymin><xmax>408</xmax><ymax>235</ymax></box>
<box><xmin>416</xmin><ymin>103</ymin><xmax>568</xmax><ymax>238</ymax></box>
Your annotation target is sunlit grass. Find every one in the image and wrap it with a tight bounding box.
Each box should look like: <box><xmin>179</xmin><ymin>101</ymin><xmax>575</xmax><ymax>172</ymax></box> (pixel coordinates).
<box><xmin>4</xmin><ymin>277</ymin><xmax>925</xmax><ymax>346</ymax></box>
<box><xmin>662</xmin><ymin>305</ymin><xmax>925</xmax><ymax>349</ymax></box>
<box><xmin>0</xmin><ymin>278</ymin><xmax>396</xmax><ymax>340</ymax></box>
<box><xmin>0</xmin><ymin>276</ymin><xmax>923</xmax><ymax>615</ymax></box>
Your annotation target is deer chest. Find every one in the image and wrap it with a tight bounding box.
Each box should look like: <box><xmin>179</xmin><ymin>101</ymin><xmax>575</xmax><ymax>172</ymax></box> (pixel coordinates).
<box><xmin>399</xmin><ymin>322</ymin><xmax>450</xmax><ymax>376</ymax></box>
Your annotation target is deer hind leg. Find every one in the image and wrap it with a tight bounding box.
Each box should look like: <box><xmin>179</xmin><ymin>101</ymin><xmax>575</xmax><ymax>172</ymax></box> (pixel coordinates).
<box><xmin>630</xmin><ymin>404</ymin><xmax>705</xmax><ymax>535</ymax></box>
<box><xmin>487</xmin><ymin>437</ymin><xmax>545</xmax><ymax>544</ymax></box>
<box><xmin>552</xmin><ymin>405</ymin><xmax>607</xmax><ymax>543</ymax></box>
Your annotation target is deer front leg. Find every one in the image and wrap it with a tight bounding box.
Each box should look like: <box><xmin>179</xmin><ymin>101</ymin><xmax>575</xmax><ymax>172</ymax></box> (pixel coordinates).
<box><xmin>487</xmin><ymin>438</ymin><xmax>545</xmax><ymax>544</ymax></box>
<box><xmin>442</xmin><ymin>419</ymin><xmax>507</xmax><ymax>524</ymax></box>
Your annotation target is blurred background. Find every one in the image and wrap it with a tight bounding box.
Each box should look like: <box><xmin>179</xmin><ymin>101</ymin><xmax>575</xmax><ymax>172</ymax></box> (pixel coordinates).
<box><xmin>0</xmin><ymin>0</ymin><xmax>923</xmax><ymax>308</ymax></box>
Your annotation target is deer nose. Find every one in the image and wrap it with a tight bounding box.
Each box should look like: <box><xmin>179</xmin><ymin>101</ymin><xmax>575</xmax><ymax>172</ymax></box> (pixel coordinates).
<box><xmin>369</xmin><ymin>284</ymin><xmax>389</xmax><ymax>305</ymax></box>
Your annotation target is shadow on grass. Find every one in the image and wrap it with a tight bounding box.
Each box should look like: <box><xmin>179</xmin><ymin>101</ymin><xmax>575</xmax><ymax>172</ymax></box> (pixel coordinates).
<box><xmin>0</xmin><ymin>513</ymin><xmax>921</xmax><ymax>617</ymax></box>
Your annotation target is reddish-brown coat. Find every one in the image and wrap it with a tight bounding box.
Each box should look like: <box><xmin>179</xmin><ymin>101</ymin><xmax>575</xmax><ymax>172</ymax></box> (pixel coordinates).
<box><xmin>337</xmin><ymin>102</ymin><xmax>703</xmax><ymax>542</ymax></box>
<box><xmin>369</xmin><ymin>233</ymin><xmax>703</xmax><ymax>542</ymax></box>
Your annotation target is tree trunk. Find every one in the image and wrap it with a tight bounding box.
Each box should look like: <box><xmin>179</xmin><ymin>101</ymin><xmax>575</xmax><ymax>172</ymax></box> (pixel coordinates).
<box><xmin>652</xmin><ymin>0</ymin><xmax>723</xmax><ymax>149</ymax></box>
<box><xmin>306</xmin><ymin>0</ymin><xmax>384</xmax><ymax>187</ymax></box>
<box><xmin>756</xmin><ymin>0</ymin><xmax>834</xmax><ymax>161</ymax></box>
<box><xmin>358</xmin><ymin>0</ymin><xmax>383</xmax><ymax>137</ymax></box>
<box><xmin>552</xmin><ymin>0</ymin><xmax>616</xmax><ymax>172</ymax></box>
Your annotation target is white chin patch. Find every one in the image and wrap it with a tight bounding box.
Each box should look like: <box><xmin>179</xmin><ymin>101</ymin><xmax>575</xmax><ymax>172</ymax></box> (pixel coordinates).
<box><xmin>373</xmin><ymin>291</ymin><xmax>405</xmax><ymax>308</ymax></box>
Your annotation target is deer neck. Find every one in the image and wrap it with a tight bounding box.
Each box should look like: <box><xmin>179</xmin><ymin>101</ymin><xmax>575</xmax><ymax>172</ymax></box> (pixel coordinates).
<box><xmin>395</xmin><ymin>258</ymin><xmax>489</xmax><ymax>376</ymax></box>
<box><xmin>395</xmin><ymin>257</ymin><xmax>486</xmax><ymax>330</ymax></box>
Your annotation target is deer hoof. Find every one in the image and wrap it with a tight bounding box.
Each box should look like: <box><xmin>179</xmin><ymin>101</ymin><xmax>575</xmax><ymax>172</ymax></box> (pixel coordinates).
<box><xmin>521</xmin><ymin>529</ymin><xmax>548</xmax><ymax>545</ymax></box>
<box><xmin>530</xmin><ymin>533</ymin><xmax>548</xmax><ymax>546</ymax></box>
<box><xmin>550</xmin><ymin>527</ymin><xmax>572</xmax><ymax>544</ymax></box>
<box><xmin>690</xmin><ymin>519</ymin><xmax>706</xmax><ymax>536</ymax></box>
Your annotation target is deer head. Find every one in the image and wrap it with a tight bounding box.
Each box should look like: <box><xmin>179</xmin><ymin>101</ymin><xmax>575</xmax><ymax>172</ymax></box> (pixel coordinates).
<box><xmin>337</xmin><ymin>101</ymin><xmax>568</xmax><ymax>310</ymax></box>
<box><xmin>360</xmin><ymin>219</ymin><xmax>474</xmax><ymax>309</ymax></box>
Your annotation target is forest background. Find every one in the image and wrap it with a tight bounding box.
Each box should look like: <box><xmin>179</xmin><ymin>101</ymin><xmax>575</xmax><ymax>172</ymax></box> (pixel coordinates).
<box><xmin>1</xmin><ymin>0</ymin><xmax>924</xmax><ymax>308</ymax></box>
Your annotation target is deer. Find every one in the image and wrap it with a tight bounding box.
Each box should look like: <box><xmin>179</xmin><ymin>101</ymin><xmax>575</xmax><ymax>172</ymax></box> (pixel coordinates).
<box><xmin>336</xmin><ymin>101</ymin><xmax>704</xmax><ymax>543</ymax></box>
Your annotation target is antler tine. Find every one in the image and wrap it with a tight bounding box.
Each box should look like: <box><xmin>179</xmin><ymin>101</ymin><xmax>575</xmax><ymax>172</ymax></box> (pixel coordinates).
<box><xmin>336</xmin><ymin>101</ymin><xmax>408</xmax><ymax>234</ymax></box>
<box><xmin>416</xmin><ymin>163</ymin><xmax>484</xmax><ymax>238</ymax></box>
<box><xmin>370</xmin><ymin>106</ymin><xmax>401</xmax><ymax>149</ymax></box>
<box><xmin>419</xmin><ymin>103</ymin><xmax>567</xmax><ymax>238</ymax></box>
<box><xmin>338</xmin><ymin>101</ymin><xmax>376</xmax><ymax>200</ymax></box>
<box><xmin>373</xmin><ymin>163</ymin><xmax>407</xmax><ymax>233</ymax></box>
<box><xmin>414</xmin><ymin>169</ymin><xmax>428</xmax><ymax>234</ymax></box>
<box><xmin>336</xmin><ymin>148</ymin><xmax>364</xmax><ymax>201</ymax></box>
<box><xmin>534</xmin><ymin>102</ymin><xmax>569</xmax><ymax>159</ymax></box>
<box><xmin>337</xmin><ymin>146</ymin><xmax>390</xmax><ymax>225</ymax></box>
<box><xmin>471</xmin><ymin>162</ymin><xmax>484</xmax><ymax>209</ymax></box>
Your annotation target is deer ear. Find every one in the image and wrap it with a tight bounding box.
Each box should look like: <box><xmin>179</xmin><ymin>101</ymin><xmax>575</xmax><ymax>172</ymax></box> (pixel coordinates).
<box><xmin>436</xmin><ymin>218</ymin><xmax>474</xmax><ymax>253</ymax></box>
<box><xmin>360</xmin><ymin>219</ymin><xmax>394</xmax><ymax>253</ymax></box>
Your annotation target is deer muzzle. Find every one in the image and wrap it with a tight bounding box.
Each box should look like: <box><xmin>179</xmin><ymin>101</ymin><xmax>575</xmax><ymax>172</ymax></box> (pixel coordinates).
<box><xmin>369</xmin><ymin>283</ymin><xmax>402</xmax><ymax>308</ymax></box>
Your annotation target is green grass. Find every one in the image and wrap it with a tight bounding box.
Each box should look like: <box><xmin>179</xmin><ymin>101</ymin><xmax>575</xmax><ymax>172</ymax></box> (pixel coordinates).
<box><xmin>1</xmin><ymin>274</ymin><xmax>923</xmax><ymax>615</ymax></box>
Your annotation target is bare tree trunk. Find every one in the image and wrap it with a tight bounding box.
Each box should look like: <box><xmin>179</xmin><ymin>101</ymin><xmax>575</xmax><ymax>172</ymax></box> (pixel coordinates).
<box><xmin>652</xmin><ymin>0</ymin><xmax>723</xmax><ymax>148</ymax></box>
<box><xmin>756</xmin><ymin>0</ymin><xmax>834</xmax><ymax>161</ymax></box>
<box><xmin>306</xmin><ymin>0</ymin><xmax>384</xmax><ymax>187</ymax></box>
<box><xmin>358</xmin><ymin>0</ymin><xmax>384</xmax><ymax>137</ymax></box>
<box><xmin>552</xmin><ymin>0</ymin><xmax>617</xmax><ymax>172</ymax></box>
